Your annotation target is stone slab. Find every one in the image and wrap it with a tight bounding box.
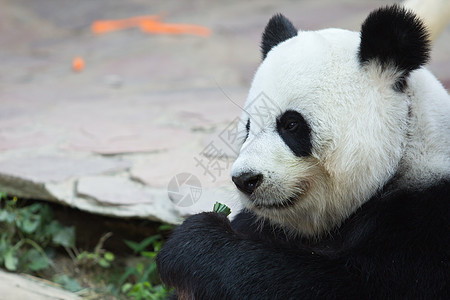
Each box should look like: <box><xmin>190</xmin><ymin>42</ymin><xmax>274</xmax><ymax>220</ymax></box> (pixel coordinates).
<box><xmin>0</xmin><ymin>132</ymin><xmax>51</xmax><ymax>151</ymax></box>
<box><xmin>130</xmin><ymin>148</ymin><xmax>233</xmax><ymax>189</ymax></box>
<box><xmin>66</xmin><ymin>126</ymin><xmax>194</xmax><ymax>155</ymax></box>
<box><xmin>77</xmin><ymin>176</ymin><xmax>154</xmax><ymax>205</ymax></box>
<box><xmin>0</xmin><ymin>155</ymin><xmax>130</xmax><ymax>183</ymax></box>
<box><xmin>0</xmin><ymin>270</ymin><xmax>79</xmax><ymax>300</ymax></box>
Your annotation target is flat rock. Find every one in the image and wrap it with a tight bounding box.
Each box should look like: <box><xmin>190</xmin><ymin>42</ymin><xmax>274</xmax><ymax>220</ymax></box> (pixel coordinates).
<box><xmin>0</xmin><ymin>155</ymin><xmax>130</xmax><ymax>183</ymax></box>
<box><xmin>130</xmin><ymin>148</ymin><xmax>233</xmax><ymax>189</ymax></box>
<box><xmin>167</xmin><ymin>88</ymin><xmax>246</xmax><ymax>128</ymax></box>
<box><xmin>0</xmin><ymin>131</ymin><xmax>51</xmax><ymax>151</ymax></box>
<box><xmin>66</xmin><ymin>126</ymin><xmax>194</xmax><ymax>155</ymax></box>
<box><xmin>77</xmin><ymin>176</ymin><xmax>154</xmax><ymax>205</ymax></box>
<box><xmin>0</xmin><ymin>155</ymin><xmax>131</xmax><ymax>204</ymax></box>
<box><xmin>0</xmin><ymin>270</ymin><xmax>79</xmax><ymax>300</ymax></box>
<box><xmin>45</xmin><ymin>179</ymin><xmax>181</xmax><ymax>224</ymax></box>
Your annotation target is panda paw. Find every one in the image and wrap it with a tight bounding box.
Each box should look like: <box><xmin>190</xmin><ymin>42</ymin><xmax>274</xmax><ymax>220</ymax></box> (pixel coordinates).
<box><xmin>156</xmin><ymin>212</ymin><xmax>235</xmax><ymax>289</ymax></box>
<box><xmin>167</xmin><ymin>212</ymin><xmax>234</xmax><ymax>241</ymax></box>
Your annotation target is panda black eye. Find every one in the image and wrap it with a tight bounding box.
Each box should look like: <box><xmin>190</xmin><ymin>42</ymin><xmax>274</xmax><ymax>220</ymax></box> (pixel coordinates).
<box><xmin>285</xmin><ymin>121</ymin><xmax>298</xmax><ymax>131</ymax></box>
<box><xmin>276</xmin><ymin>110</ymin><xmax>312</xmax><ymax>157</ymax></box>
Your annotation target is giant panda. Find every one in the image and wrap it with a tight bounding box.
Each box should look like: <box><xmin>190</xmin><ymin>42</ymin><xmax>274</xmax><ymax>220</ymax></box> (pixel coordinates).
<box><xmin>157</xmin><ymin>5</ymin><xmax>450</xmax><ymax>299</ymax></box>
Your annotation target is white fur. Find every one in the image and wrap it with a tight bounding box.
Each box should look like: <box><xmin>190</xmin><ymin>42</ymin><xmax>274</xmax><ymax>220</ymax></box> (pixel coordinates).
<box><xmin>231</xmin><ymin>28</ymin><xmax>450</xmax><ymax>237</ymax></box>
<box><xmin>397</xmin><ymin>69</ymin><xmax>450</xmax><ymax>187</ymax></box>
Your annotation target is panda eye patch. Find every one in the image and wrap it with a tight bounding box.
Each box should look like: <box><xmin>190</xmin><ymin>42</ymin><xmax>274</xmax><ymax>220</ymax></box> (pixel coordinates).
<box><xmin>276</xmin><ymin>110</ymin><xmax>312</xmax><ymax>157</ymax></box>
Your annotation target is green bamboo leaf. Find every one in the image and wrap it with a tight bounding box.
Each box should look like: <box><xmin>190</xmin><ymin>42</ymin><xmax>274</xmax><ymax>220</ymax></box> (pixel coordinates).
<box><xmin>53</xmin><ymin>275</ymin><xmax>82</xmax><ymax>292</ymax></box>
<box><xmin>136</xmin><ymin>262</ymin><xmax>144</xmax><ymax>274</ymax></box>
<box><xmin>141</xmin><ymin>251</ymin><xmax>157</xmax><ymax>258</ymax></box>
<box><xmin>104</xmin><ymin>252</ymin><xmax>115</xmax><ymax>261</ymax></box>
<box><xmin>0</xmin><ymin>211</ymin><xmax>15</xmax><ymax>223</ymax></box>
<box><xmin>22</xmin><ymin>217</ymin><xmax>40</xmax><ymax>234</ymax></box>
<box><xmin>52</xmin><ymin>226</ymin><xmax>75</xmax><ymax>248</ymax></box>
<box><xmin>157</xmin><ymin>224</ymin><xmax>174</xmax><ymax>231</ymax></box>
<box><xmin>122</xmin><ymin>283</ymin><xmax>133</xmax><ymax>293</ymax></box>
<box><xmin>124</xmin><ymin>235</ymin><xmax>161</xmax><ymax>253</ymax></box>
<box><xmin>213</xmin><ymin>202</ymin><xmax>231</xmax><ymax>216</ymax></box>
<box><xmin>98</xmin><ymin>258</ymin><xmax>110</xmax><ymax>268</ymax></box>
<box><xmin>123</xmin><ymin>240</ymin><xmax>141</xmax><ymax>252</ymax></box>
<box><xmin>27</xmin><ymin>249</ymin><xmax>50</xmax><ymax>271</ymax></box>
<box><xmin>4</xmin><ymin>251</ymin><xmax>18</xmax><ymax>271</ymax></box>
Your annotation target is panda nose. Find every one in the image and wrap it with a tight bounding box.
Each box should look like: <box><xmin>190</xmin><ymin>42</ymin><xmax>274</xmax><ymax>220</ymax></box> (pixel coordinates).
<box><xmin>232</xmin><ymin>172</ymin><xmax>263</xmax><ymax>195</ymax></box>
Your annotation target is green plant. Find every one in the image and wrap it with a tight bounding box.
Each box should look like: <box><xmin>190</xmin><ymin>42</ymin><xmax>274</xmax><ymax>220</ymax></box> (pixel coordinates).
<box><xmin>120</xmin><ymin>225</ymin><xmax>173</xmax><ymax>300</ymax></box>
<box><xmin>0</xmin><ymin>195</ymin><xmax>75</xmax><ymax>272</ymax></box>
<box><xmin>75</xmin><ymin>232</ymin><xmax>115</xmax><ymax>269</ymax></box>
<box><xmin>213</xmin><ymin>202</ymin><xmax>231</xmax><ymax>216</ymax></box>
<box><xmin>53</xmin><ymin>274</ymin><xmax>83</xmax><ymax>293</ymax></box>
<box><xmin>122</xmin><ymin>281</ymin><xmax>168</xmax><ymax>300</ymax></box>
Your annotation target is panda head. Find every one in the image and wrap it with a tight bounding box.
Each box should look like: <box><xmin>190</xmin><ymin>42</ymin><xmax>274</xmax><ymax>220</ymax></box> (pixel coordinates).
<box><xmin>231</xmin><ymin>5</ymin><xmax>430</xmax><ymax>237</ymax></box>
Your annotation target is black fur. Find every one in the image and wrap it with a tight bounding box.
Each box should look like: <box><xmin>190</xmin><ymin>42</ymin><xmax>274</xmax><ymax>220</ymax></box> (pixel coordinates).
<box><xmin>157</xmin><ymin>180</ymin><xmax>450</xmax><ymax>299</ymax></box>
<box><xmin>261</xmin><ymin>14</ymin><xmax>297</xmax><ymax>59</ymax></box>
<box><xmin>276</xmin><ymin>110</ymin><xmax>312</xmax><ymax>157</ymax></box>
<box><xmin>359</xmin><ymin>5</ymin><xmax>430</xmax><ymax>91</ymax></box>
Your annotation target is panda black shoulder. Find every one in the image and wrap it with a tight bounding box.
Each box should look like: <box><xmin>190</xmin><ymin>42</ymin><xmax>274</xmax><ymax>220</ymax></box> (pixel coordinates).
<box><xmin>341</xmin><ymin>179</ymin><xmax>450</xmax><ymax>249</ymax></box>
<box><xmin>232</xmin><ymin>179</ymin><xmax>450</xmax><ymax>251</ymax></box>
<box><xmin>227</xmin><ymin>180</ymin><xmax>450</xmax><ymax>298</ymax></box>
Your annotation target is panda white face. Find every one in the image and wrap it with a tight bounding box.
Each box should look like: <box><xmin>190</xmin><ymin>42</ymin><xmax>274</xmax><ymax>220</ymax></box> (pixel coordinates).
<box><xmin>231</xmin><ymin>7</ymin><xmax>430</xmax><ymax>236</ymax></box>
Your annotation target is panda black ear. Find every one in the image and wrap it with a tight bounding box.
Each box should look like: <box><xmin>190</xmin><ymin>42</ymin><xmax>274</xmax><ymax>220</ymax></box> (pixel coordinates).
<box><xmin>358</xmin><ymin>5</ymin><xmax>430</xmax><ymax>90</ymax></box>
<box><xmin>261</xmin><ymin>14</ymin><xmax>297</xmax><ymax>60</ymax></box>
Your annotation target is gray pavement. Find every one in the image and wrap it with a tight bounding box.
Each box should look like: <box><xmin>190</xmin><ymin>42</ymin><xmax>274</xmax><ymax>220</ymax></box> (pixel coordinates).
<box><xmin>1</xmin><ymin>0</ymin><xmax>449</xmax><ymax>224</ymax></box>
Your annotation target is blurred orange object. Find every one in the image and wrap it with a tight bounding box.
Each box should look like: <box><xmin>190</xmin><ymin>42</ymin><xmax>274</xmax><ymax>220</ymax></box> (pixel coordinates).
<box><xmin>91</xmin><ymin>15</ymin><xmax>211</xmax><ymax>37</ymax></box>
<box><xmin>91</xmin><ymin>15</ymin><xmax>160</xmax><ymax>34</ymax></box>
<box><xmin>140</xmin><ymin>20</ymin><xmax>211</xmax><ymax>37</ymax></box>
<box><xmin>72</xmin><ymin>57</ymin><xmax>85</xmax><ymax>72</ymax></box>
